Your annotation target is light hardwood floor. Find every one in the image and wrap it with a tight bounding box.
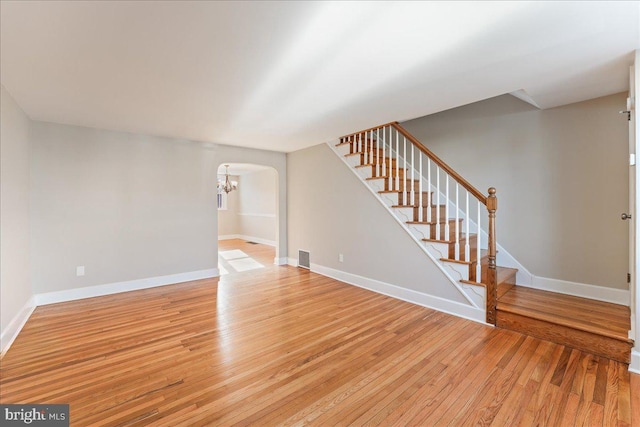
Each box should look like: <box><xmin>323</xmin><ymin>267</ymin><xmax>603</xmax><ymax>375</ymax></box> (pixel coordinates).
<box><xmin>1</xmin><ymin>240</ymin><xmax>638</xmax><ymax>426</ymax></box>
<box><xmin>218</xmin><ymin>239</ymin><xmax>277</xmax><ymax>276</ymax></box>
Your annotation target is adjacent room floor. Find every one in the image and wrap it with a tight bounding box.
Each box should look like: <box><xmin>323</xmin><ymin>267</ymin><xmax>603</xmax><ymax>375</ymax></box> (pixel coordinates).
<box><xmin>218</xmin><ymin>239</ymin><xmax>276</xmax><ymax>277</ymax></box>
<box><xmin>1</xmin><ymin>240</ymin><xmax>638</xmax><ymax>426</ymax></box>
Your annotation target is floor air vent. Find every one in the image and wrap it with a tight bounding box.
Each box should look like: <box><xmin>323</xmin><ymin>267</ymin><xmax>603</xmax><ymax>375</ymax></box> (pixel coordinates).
<box><xmin>298</xmin><ymin>250</ymin><xmax>310</xmax><ymax>269</ymax></box>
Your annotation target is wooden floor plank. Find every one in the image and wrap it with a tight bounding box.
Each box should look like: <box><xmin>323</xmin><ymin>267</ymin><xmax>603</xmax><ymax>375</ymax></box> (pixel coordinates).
<box><xmin>0</xmin><ymin>239</ymin><xmax>637</xmax><ymax>426</ymax></box>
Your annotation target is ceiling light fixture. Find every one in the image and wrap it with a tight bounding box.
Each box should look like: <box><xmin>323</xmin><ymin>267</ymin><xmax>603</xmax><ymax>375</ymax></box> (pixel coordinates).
<box><xmin>218</xmin><ymin>165</ymin><xmax>238</xmax><ymax>194</ymax></box>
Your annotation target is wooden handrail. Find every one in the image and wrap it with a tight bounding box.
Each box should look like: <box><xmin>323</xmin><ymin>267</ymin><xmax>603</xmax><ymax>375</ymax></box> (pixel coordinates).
<box><xmin>390</xmin><ymin>122</ymin><xmax>487</xmax><ymax>205</ymax></box>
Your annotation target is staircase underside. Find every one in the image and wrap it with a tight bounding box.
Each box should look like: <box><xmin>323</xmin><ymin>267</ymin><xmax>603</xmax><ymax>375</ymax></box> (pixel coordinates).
<box><xmin>496</xmin><ymin>285</ymin><xmax>633</xmax><ymax>364</ymax></box>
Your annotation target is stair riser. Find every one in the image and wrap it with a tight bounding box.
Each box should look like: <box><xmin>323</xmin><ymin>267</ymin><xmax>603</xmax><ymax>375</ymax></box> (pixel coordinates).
<box><xmin>355</xmin><ymin>153</ymin><xmax>398</xmax><ymax>168</ymax></box>
<box><xmin>496</xmin><ymin>311</ymin><xmax>631</xmax><ymax>364</ymax></box>
<box><xmin>393</xmin><ymin>191</ymin><xmax>434</xmax><ymax>207</ymax></box>
<box><xmin>380</xmin><ymin>179</ymin><xmax>420</xmax><ymax>192</ymax></box>
<box><xmin>448</xmin><ymin>237</ymin><xmax>477</xmax><ymax>260</ymax></box>
<box><xmin>429</xmin><ymin>219</ymin><xmax>464</xmax><ymax>241</ymax></box>
<box><xmin>472</xmin><ymin>263</ymin><xmax>516</xmax><ymax>284</ymax></box>
<box><xmin>339</xmin><ymin>137</ymin><xmax>376</xmax><ymax>148</ymax></box>
<box><xmin>358</xmin><ymin>165</ymin><xmax>406</xmax><ymax>179</ymax></box>
<box><xmin>411</xmin><ymin>205</ymin><xmax>446</xmax><ymax>222</ymax></box>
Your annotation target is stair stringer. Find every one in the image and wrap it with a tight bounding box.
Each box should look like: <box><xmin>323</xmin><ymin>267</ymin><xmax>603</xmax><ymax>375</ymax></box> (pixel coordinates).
<box><xmin>329</xmin><ymin>141</ymin><xmax>487</xmax><ymax>319</ymax></box>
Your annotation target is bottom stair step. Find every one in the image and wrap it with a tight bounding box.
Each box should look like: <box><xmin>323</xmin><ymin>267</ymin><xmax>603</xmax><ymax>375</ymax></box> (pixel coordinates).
<box><xmin>496</xmin><ymin>286</ymin><xmax>632</xmax><ymax>363</ymax></box>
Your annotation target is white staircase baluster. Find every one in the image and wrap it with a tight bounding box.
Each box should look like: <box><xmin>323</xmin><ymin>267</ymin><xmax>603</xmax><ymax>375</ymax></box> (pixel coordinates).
<box><xmin>395</xmin><ymin>130</ymin><xmax>400</xmax><ymax>195</ymax></box>
<box><xmin>389</xmin><ymin>128</ymin><xmax>398</xmax><ymax>190</ymax></box>
<box><xmin>427</xmin><ymin>159</ymin><xmax>432</xmax><ymax>223</ymax></box>
<box><xmin>369</xmin><ymin>130</ymin><xmax>373</xmax><ymax>168</ymax></box>
<box><xmin>364</xmin><ymin>131</ymin><xmax>367</xmax><ymax>164</ymax></box>
<box><xmin>476</xmin><ymin>200</ymin><xmax>482</xmax><ymax>282</ymax></box>
<box><xmin>376</xmin><ymin>128</ymin><xmax>380</xmax><ymax>177</ymax></box>
<box><xmin>445</xmin><ymin>174</ymin><xmax>450</xmax><ymax>242</ymax></box>
<box><xmin>455</xmin><ymin>183</ymin><xmax>460</xmax><ymax>260</ymax></box>
<box><xmin>436</xmin><ymin>166</ymin><xmax>441</xmax><ymax>240</ymax></box>
<box><xmin>382</xmin><ymin>127</ymin><xmax>386</xmax><ymax>177</ymax></box>
<box><xmin>465</xmin><ymin>191</ymin><xmax>470</xmax><ymax>262</ymax></box>
<box><xmin>411</xmin><ymin>144</ymin><xmax>415</xmax><ymax>206</ymax></box>
<box><xmin>403</xmin><ymin>137</ymin><xmax>407</xmax><ymax>206</ymax></box>
<box><xmin>418</xmin><ymin>152</ymin><xmax>423</xmax><ymax>222</ymax></box>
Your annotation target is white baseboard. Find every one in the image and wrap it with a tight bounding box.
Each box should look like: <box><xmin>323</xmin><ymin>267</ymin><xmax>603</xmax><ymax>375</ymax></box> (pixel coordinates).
<box><xmin>630</xmin><ymin>349</ymin><xmax>640</xmax><ymax>374</ymax></box>
<box><xmin>274</xmin><ymin>257</ymin><xmax>288</xmax><ymax>265</ymax></box>
<box><xmin>517</xmin><ymin>276</ymin><xmax>630</xmax><ymax>306</ymax></box>
<box><xmin>219</xmin><ymin>234</ymin><xmax>276</xmax><ymax>247</ymax></box>
<box><xmin>310</xmin><ymin>263</ymin><xmax>486</xmax><ymax>324</ymax></box>
<box><xmin>35</xmin><ymin>268</ymin><xmax>219</xmax><ymax>306</ymax></box>
<box><xmin>1</xmin><ymin>296</ymin><xmax>36</xmax><ymax>357</ymax></box>
<box><xmin>218</xmin><ymin>234</ymin><xmax>241</xmax><ymax>240</ymax></box>
<box><xmin>287</xmin><ymin>258</ymin><xmax>298</xmax><ymax>267</ymax></box>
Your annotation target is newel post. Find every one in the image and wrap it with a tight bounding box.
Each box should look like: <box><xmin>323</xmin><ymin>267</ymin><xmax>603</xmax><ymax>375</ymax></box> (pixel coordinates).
<box><xmin>486</xmin><ymin>187</ymin><xmax>498</xmax><ymax>325</ymax></box>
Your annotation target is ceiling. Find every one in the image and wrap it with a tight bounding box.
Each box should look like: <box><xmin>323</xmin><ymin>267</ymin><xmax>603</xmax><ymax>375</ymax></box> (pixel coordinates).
<box><xmin>1</xmin><ymin>1</ymin><xmax>639</xmax><ymax>153</ymax></box>
<box><xmin>218</xmin><ymin>163</ymin><xmax>272</xmax><ymax>176</ymax></box>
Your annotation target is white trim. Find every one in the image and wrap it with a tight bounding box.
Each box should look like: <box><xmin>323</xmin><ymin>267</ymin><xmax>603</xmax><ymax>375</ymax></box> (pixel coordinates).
<box><xmin>287</xmin><ymin>257</ymin><xmax>298</xmax><ymax>267</ymax></box>
<box><xmin>218</xmin><ymin>234</ymin><xmax>241</xmax><ymax>240</ymax></box>
<box><xmin>0</xmin><ymin>296</ymin><xmax>36</xmax><ymax>357</ymax></box>
<box><xmin>273</xmin><ymin>257</ymin><xmax>288</xmax><ymax>265</ymax></box>
<box><xmin>35</xmin><ymin>269</ymin><xmax>219</xmax><ymax>306</ymax></box>
<box><xmin>238</xmin><ymin>212</ymin><xmax>276</xmax><ymax>218</ymax></box>
<box><xmin>515</xmin><ymin>276</ymin><xmax>630</xmax><ymax>306</ymax></box>
<box><xmin>630</xmin><ymin>350</ymin><xmax>640</xmax><ymax>374</ymax></box>
<box><xmin>219</xmin><ymin>234</ymin><xmax>276</xmax><ymax>247</ymax></box>
<box><xmin>310</xmin><ymin>263</ymin><xmax>487</xmax><ymax>325</ymax></box>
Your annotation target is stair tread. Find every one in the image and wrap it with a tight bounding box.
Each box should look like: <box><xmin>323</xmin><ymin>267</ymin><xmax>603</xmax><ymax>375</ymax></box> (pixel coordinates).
<box><xmin>379</xmin><ymin>190</ymin><xmax>432</xmax><ymax>194</ymax></box>
<box><xmin>407</xmin><ymin>218</ymin><xmax>462</xmax><ymax>226</ymax></box>
<box><xmin>357</xmin><ymin>164</ymin><xmax>402</xmax><ymax>169</ymax></box>
<box><xmin>367</xmin><ymin>176</ymin><xmax>418</xmax><ymax>181</ymax></box>
<box><xmin>394</xmin><ymin>205</ymin><xmax>430</xmax><ymax>208</ymax></box>
<box><xmin>497</xmin><ymin>286</ymin><xmax>632</xmax><ymax>343</ymax></box>
<box><xmin>422</xmin><ymin>233</ymin><xmax>477</xmax><ymax>244</ymax></box>
<box><xmin>407</xmin><ymin>219</ymin><xmax>458</xmax><ymax>225</ymax></box>
<box><xmin>459</xmin><ymin>266</ymin><xmax>516</xmax><ymax>285</ymax></box>
<box><xmin>441</xmin><ymin>249</ymin><xmax>489</xmax><ymax>265</ymax></box>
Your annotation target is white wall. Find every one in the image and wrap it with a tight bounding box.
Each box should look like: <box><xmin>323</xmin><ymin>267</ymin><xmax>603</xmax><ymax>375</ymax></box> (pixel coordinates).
<box><xmin>29</xmin><ymin>121</ymin><xmax>288</xmax><ymax>295</ymax></box>
<box><xmin>287</xmin><ymin>143</ymin><xmax>471</xmax><ymax>305</ymax></box>
<box><xmin>237</xmin><ymin>168</ymin><xmax>277</xmax><ymax>244</ymax></box>
<box><xmin>217</xmin><ymin>174</ymin><xmax>241</xmax><ymax>237</ymax></box>
<box><xmin>217</xmin><ymin>168</ymin><xmax>277</xmax><ymax>245</ymax></box>
<box><xmin>402</xmin><ymin>93</ymin><xmax>629</xmax><ymax>290</ymax></box>
<box><xmin>0</xmin><ymin>85</ymin><xmax>34</xmax><ymax>351</ymax></box>
<box><xmin>30</xmin><ymin>122</ymin><xmax>219</xmax><ymax>293</ymax></box>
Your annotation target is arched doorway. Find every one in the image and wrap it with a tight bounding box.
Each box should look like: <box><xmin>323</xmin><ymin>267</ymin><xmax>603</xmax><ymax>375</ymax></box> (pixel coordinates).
<box><xmin>216</xmin><ymin>163</ymin><xmax>279</xmax><ymax>276</ymax></box>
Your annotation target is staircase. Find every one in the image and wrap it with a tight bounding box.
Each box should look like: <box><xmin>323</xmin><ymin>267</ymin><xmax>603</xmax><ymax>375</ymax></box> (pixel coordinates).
<box><xmin>332</xmin><ymin>122</ymin><xmax>633</xmax><ymax>364</ymax></box>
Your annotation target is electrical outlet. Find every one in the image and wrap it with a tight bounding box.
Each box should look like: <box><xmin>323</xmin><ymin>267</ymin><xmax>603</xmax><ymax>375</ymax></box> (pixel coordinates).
<box><xmin>76</xmin><ymin>266</ymin><xmax>85</xmax><ymax>276</ymax></box>
<box><xmin>339</xmin><ymin>254</ymin><xmax>344</xmax><ymax>262</ymax></box>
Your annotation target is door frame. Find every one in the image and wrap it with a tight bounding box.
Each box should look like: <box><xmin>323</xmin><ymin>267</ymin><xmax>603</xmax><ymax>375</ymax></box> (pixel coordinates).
<box><xmin>631</xmin><ymin>50</ymin><xmax>640</xmax><ymax>373</ymax></box>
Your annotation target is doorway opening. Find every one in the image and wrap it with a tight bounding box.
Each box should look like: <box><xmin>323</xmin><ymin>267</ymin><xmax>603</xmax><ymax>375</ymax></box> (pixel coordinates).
<box><xmin>216</xmin><ymin>163</ymin><xmax>279</xmax><ymax>276</ymax></box>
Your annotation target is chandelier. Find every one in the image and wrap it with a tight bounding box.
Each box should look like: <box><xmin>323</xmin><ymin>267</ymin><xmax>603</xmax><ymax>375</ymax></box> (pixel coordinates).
<box><xmin>217</xmin><ymin>165</ymin><xmax>238</xmax><ymax>194</ymax></box>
